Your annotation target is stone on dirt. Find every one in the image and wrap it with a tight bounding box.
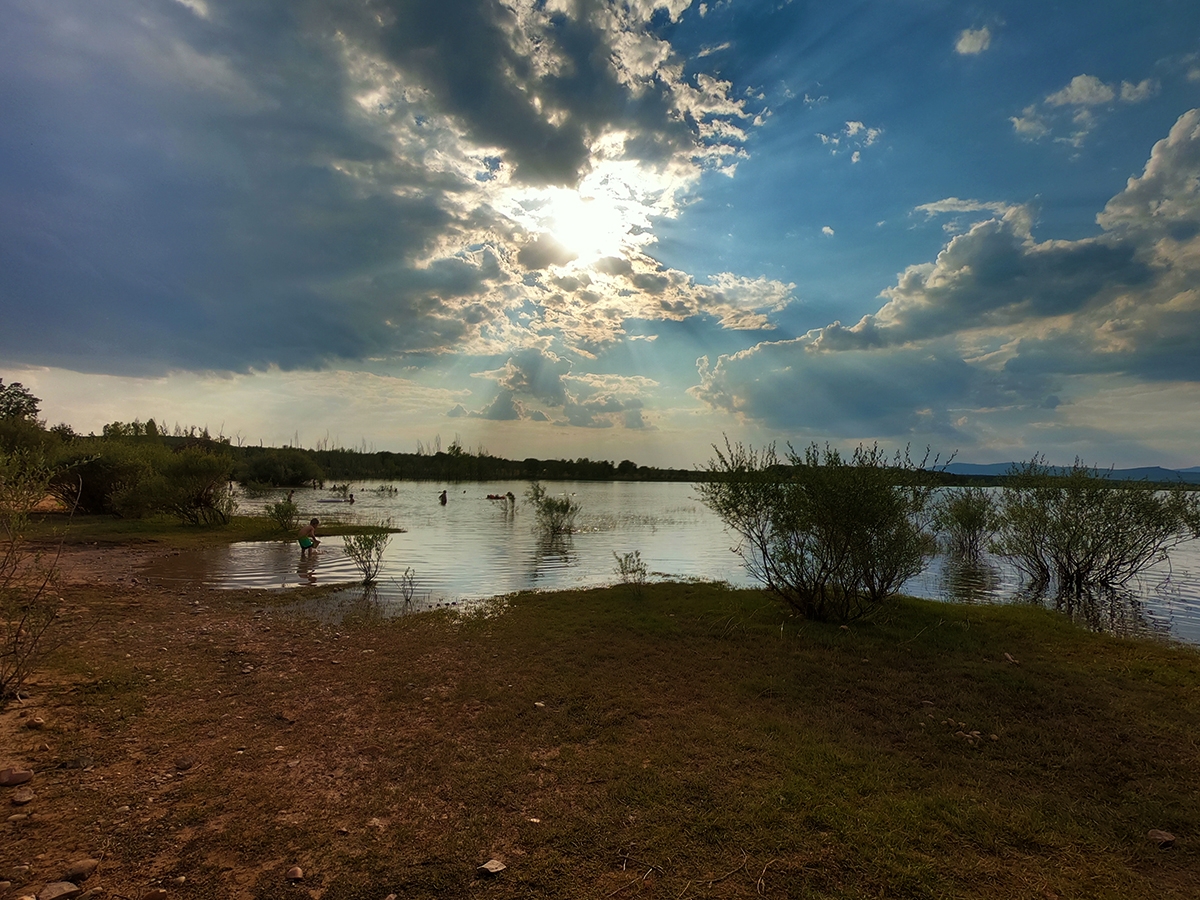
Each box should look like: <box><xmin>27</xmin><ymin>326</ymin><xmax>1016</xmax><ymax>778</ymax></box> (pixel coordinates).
<box><xmin>12</xmin><ymin>789</ymin><xmax>34</xmax><ymax>806</ymax></box>
<box><xmin>63</xmin><ymin>860</ymin><xmax>99</xmax><ymax>883</ymax></box>
<box><xmin>0</xmin><ymin>768</ymin><xmax>34</xmax><ymax>787</ymax></box>
<box><xmin>286</xmin><ymin>867</ymin><xmax>304</xmax><ymax>881</ymax></box>
<box><xmin>39</xmin><ymin>882</ymin><xmax>82</xmax><ymax>900</ymax></box>
<box><xmin>478</xmin><ymin>860</ymin><xmax>506</xmax><ymax>876</ymax></box>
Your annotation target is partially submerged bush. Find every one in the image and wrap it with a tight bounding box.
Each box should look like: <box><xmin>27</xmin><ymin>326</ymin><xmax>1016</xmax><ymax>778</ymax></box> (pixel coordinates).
<box><xmin>933</xmin><ymin>487</ymin><xmax>999</xmax><ymax>557</ymax></box>
<box><xmin>343</xmin><ymin>524</ymin><xmax>393</xmax><ymax>584</ymax></box>
<box><xmin>1</xmin><ymin>450</ymin><xmax>65</xmax><ymax>703</ymax></box>
<box><xmin>697</xmin><ymin>439</ymin><xmax>938</xmax><ymax>622</ymax></box>
<box><xmin>526</xmin><ymin>481</ymin><xmax>581</xmax><ymax>537</ymax></box>
<box><xmin>993</xmin><ymin>457</ymin><xmax>1200</xmax><ymax>597</ymax></box>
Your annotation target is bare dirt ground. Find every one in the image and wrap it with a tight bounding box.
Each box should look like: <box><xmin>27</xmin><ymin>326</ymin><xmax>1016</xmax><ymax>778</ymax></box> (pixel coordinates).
<box><xmin>3</xmin><ymin>545</ymin><xmax>532</xmax><ymax>900</ymax></box>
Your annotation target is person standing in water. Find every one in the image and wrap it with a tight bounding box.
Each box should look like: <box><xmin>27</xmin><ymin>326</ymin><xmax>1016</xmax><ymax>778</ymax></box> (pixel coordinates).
<box><xmin>438</xmin><ymin>490</ymin><xmax>448</xmax><ymax>505</ymax></box>
<box><xmin>298</xmin><ymin>518</ymin><xmax>321</xmax><ymax>556</ymax></box>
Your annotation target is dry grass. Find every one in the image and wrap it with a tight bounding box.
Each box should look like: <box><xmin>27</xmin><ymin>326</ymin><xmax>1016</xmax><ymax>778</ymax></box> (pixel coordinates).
<box><xmin>2</xmin><ymin>553</ymin><xmax>1199</xmax><ymax>899</ymax></box>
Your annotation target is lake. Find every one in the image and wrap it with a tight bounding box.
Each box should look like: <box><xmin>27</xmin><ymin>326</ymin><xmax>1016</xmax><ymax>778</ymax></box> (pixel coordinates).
<box><xmin>141</xmin><ymin>480</ymin><xmax>1200</xmax><ymax>644</ymax></box>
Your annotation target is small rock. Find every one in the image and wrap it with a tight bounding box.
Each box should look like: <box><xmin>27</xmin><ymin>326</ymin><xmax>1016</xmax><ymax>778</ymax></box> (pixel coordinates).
<box><xmin>285</xmin><ymin>867</ymin><xmax>303</xmax><ymax>881</ymax></box>
<box><xmin>170</xmin><ymin>877</ymin><xmax>186</xmax><ymax>886</ymax></box>
<box><xmin>174</xmin><ymin>756</ymin><xmax>197</xmax><ymax>771</ymax></box>
<box><xmin>36</xmin><ymin>744</ymin><xmax>51</xmax><ymax>753</ymax></box>
<box><xmin>478</xmin><ymin>860</ymin><xmax>506</xmax><ymax>876</ymax></box>
<box><xmin>1148</xmin><ymin>828</ymin><xmax>1176</xmax><ymax>848</ymax></box>
<box><xmin>39</xmin><ymin>882</ymin><xmax>82</xmax><ymax>900</ymax></box>
<box><xmin>1004</xmin><ymin>652</ymin><xmax>1019</xmax><ymax>665</ymax></box>
<box><xmin>114</xmin><ymin>806</ymin><xmax>130</xmax><ymax>814</ymax></box>
<box><xmin>63</xmin><ymin>860</ymin><xmax>99</xmax><ymax>883</ymax></box>
<box><xmin>25</xmin><ymin>718</ymin><xmax>46</xmax><ymax>731</ymax></box>
<box><xmin>0</xmin><ymin>769</ymin><xmax>33</xmax><ymax>787</ymax></box>
<box><xmin>7</xmin><ymin>814</ymin><xmax>29</xmax><ymax>823</ymax></box>
<box><xmin>534</xmin><ymin>702</ymin><xmax>545</xmax><ymax>708</ymax></box>
<box><xmin>12</xmin><ymin>789</ymin><xmax>34</xmax><ymax>806</ymax></box>
<box><xmin>336</xmin><ymin>827</ymin><xmax>350</xmax><ymax>835</ymax></box>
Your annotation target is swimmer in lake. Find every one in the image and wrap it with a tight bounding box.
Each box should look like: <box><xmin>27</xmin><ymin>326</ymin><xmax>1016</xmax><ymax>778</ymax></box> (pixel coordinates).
<box><xmin>298</xmin><ymin>518</ymin><xmax>321</xmax><ymax>557</ymax></box>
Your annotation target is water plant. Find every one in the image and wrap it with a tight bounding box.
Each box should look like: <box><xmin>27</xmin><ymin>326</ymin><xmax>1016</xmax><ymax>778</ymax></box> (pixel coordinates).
<box><xmin>992</xmin><ymin>457</ymin><xmax>1200</xmax><ymax>598</ymax></box>
<box><xmin>342</xmin><ymin>522</ymin><xmax>393</xmax><ymax>584</ymax></box>
<box><xmin>697</xmin><ymin>438</ymin><xmax>939</xmax><ymax>621</ymax></box>
<box><xmin>526</xmin><ymin>481</ymin><xmax>581</xmax><ymax>537</ymax></box>
<box><xmin>932</xmin><ymin>486</ymin><xmax>999</xmax><ymax>557</ymax></box>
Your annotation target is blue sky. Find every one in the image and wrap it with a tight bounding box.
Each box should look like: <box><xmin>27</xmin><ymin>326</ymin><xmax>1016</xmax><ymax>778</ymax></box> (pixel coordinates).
<box><xmin>3</xmin><ymin>0</ymin><xmax>1200</xmax><ymax>468</ymax></box>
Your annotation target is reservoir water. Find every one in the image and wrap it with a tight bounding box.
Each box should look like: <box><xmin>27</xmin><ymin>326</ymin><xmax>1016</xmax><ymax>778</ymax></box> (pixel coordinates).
<box><xmin>141</xmin><ymin>480</ymin><xmax>1200</xmax><ymax>645</ymax></box>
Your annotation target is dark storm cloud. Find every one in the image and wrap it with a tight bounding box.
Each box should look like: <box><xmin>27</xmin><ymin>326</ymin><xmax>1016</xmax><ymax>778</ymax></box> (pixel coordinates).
<box><xmin>0</xmin><ymin>0</ymin><xmax>742</xmax><ymax>376</ymax></box>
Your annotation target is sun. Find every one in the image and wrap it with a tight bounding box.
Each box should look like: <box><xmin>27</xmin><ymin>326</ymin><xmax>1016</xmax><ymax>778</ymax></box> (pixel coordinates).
<box><xmin>540</xmin><ymin>187</ymin><xmax>628</xmax><ymax>263</ymax></box>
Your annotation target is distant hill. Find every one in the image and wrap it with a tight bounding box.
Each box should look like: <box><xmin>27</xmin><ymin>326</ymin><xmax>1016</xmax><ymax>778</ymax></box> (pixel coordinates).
<box><xmin>941</xmin><ymin>462</ymin><xmax>1200</xmax><ymax>484</ymax></box>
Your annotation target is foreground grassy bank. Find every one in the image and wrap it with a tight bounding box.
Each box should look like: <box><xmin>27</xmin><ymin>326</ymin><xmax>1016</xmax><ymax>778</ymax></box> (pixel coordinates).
<box><xmin>4</xmin><ymin>570</ymin><xmax>1199</xmax><ymax>899</ymax></box>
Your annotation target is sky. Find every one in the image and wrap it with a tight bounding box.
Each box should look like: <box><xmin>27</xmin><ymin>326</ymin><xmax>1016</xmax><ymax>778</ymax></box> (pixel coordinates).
<box><xmin>3</xmin><ymin>0</ymin><xmax>1200</xmax><ymax>469</ymax></box>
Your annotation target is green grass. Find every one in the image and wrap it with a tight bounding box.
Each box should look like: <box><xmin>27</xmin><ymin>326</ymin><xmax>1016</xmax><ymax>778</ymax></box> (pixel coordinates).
<box><xmin>13</xmin><ymin>576</ymin><xmax>1200</xmax><ymax>899</ymax></box>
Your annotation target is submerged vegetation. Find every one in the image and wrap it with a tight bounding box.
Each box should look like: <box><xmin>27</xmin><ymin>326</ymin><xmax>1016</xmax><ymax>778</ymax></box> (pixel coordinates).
<box><xmin>526</xmin><ymin>480</ymin><xmax>581</xmax><ymax>537</ymax></box>
<box><xmin>992</xmin><ymin>457</ymin><xmax>1200</xmax><ymax>598</ymax></box>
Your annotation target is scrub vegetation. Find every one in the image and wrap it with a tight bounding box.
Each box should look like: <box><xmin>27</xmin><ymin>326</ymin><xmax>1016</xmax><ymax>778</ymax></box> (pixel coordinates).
<box><xmin>697</xmin><ymin>440</ymin><xmax>939</xmax><ymax>622</ymax></box>
<box><xmin>992</xmin><ymin>458</ymin><xmax>1200</xmax><ymax>598</ymax></box>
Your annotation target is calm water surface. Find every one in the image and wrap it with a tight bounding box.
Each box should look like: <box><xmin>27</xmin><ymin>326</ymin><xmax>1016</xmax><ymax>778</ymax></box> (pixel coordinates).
<box><xmin>141</xmin><ymin>480</ymin><xmax>1200</xmax><ymax>644</ymax></box>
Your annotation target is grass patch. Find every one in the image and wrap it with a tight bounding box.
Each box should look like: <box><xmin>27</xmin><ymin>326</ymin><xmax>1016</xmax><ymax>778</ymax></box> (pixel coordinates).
<box><xmin>5</xmin><ymin>577</ymin><xmax>1199</xmax><ymax>899</ymax></box>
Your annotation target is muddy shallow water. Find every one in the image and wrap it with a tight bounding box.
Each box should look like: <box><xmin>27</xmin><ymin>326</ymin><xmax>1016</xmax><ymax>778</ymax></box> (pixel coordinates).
<box><xmin>140</xmin><ymin>480</ymin><xmax>1200</xmax><ymax>644</ymax></box>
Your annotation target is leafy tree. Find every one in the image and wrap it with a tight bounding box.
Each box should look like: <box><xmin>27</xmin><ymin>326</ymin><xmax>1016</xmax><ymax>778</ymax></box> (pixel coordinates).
<box><xmin>238</xmin><ymin>448</ymin><xmax>324</xmax><ymax>487</ymax></box>
<box><xmin>0</xmin><ymin>380</ymin><xmax>40</xmax><ymax>421</ymax></box>
<box><xmin>697</xmin><ymin>439</ymin><xmax>939</xmax><ymax>622</ymax></box>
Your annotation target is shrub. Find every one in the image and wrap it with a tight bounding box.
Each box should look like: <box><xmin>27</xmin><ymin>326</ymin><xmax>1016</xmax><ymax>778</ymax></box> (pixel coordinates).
<box><xmin>113</xmin><ymin>446</ymin><xmax>236</xmax><ymax>525</ymax></box>
<box><xmin>933</xmin><ymin>487</ymin><xmax>999</xmax><ymax>556</ymax></box>
<box><xmin>526</xmin><ymin>481</ymin><xmax>581</xmax><ymax>537</ymax></box>
<box><xmin>1</xmin><ymin>450</ymin><xmax>64</xmax><ymax>703</ymax></box>
<box><xmin>50</xmin><ymin>439</ymin><xmax>163</xmax><ymax>515</ymax></box>
<box><xmin>992</xmin><ymin>458</ymin><xmax>1200</xmax><ymax>597</ymax></box>
<box><xmin>265</xmin><ymin>498</ymin><xmax>301</xmax><ymax>532</ymax></box>
<box><xmin>696</xmin><ymin>439</ymin><xmax>938</xmax><ymax>622</ymax></box>
<box><xmin>343</xmin><ymin>524</ymin><xmax>393</xmax><ymax>584</ymax></box>
<box><xmin>613</xmin><ymin>550</ymin><xmax>648</xmax><ymax>595</ymax></box>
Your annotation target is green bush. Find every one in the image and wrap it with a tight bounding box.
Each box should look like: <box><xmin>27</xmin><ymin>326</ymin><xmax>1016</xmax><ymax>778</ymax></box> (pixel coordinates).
<box><xmin>933</xmin><ymin>486</ymin><xmax>998</xmax><ymax>556</ymax></box>
<box><xmin>697</xmin><ymin>439</ymin><xmax>938</xmax><ymax>622</ymax></box>
<box><xmin>51</xmin><ymin>439</ymin><xmax>164</xmax><ymax>515</ymax></box>
<box><xmin>993</xmin><ymin>458</ymin><xmax>1200</xmax><ymax>597</ymax></box>
<box><xmin>265</xmin><ymin>498</ymin><xmax>301</xmax><ymax>532</ymax></box>
<box><xmin>343</xmin><ymin>524</ymin><xmax>393</xmax><ymax>584</ymax></box>
<box><xmin>526</xmin><ymin>481</ymin><xmax>581</xmax><ymax>537</ymax></box>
